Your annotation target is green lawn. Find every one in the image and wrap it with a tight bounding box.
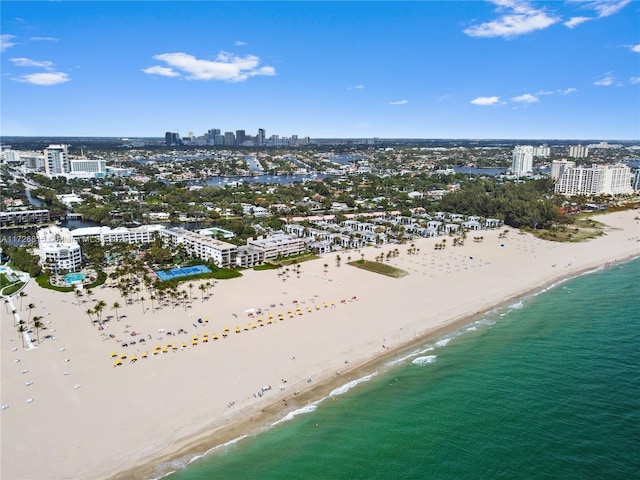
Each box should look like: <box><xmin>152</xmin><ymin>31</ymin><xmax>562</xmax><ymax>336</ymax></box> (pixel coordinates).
<box><xmin>347</xmin><ymin>260</ymin><xmax>408</xmax><ymax>278</ymax></box>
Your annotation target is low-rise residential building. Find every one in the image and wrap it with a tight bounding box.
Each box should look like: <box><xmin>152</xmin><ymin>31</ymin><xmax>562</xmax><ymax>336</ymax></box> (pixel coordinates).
<box><xmin>247</xmin><ymin>233</ymin><xmax>307</xmax><ymax>261</ymax></box>
<box><xmin>71</xmin><ymin>224</ymin><xmax>165</xmax><ymax>245</ymax></box>
<box><xmin>160</xmin><ymin>227</ymin><xmax>237</xmax><ymax>267</ymax></box>
<box><xmin>0</xmin><ymin>209</ymin><xmax>50</xmax><ymax>227</ymax></box>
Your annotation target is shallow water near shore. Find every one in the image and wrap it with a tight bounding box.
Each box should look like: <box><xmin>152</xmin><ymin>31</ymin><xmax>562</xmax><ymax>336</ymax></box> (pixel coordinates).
<box><xmin>161</xmin><ymin>258</ymin><xmax>640</xmax><ymax>480</ymax></box>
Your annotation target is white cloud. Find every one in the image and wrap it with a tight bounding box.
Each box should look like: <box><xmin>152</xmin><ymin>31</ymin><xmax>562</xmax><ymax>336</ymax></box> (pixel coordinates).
<box><xmin>144</xmin><ymin>51</ymin><xmax>276</xmax><ymax>82</ymax></box>
<box><xmin>564</xmin><ymin>16</ymin><xmax>591</xmax><ymax>28</ymax></box>
<box><xmin>348</xmin><ymin>84</ymin><xmax>364</xmax><ymax>90</ymax></box>
<box><xmin>1</xmin><ymin>34</ymin><xmax>17</xmax><ymax>52</ymax></box>
<box><xmin>10</xmin><ymin>57</ymin><xmax>55</xmax><ymax>70</ymax></box>
<box><xmin>629</xmin><ymin>76</ymin><xmax>640</xmax><ymax>84</ymax></box>
<box><xmin>463</xmin><ymin>0</ymin><xmax>559</xmax><ymax>38</ymax></box>
<box><xmin>585</xmin><ymin>0</ymin><xmax>632</xmax><ymax>18</ymax></box>
<box><xmin>563</xmin><ymin>0</ymin><xmax>632</xmax><ymax>28</ymax></box>
<box><xmin>141</xmin><ymin>65</ymin><xmax>180</xmax><ymax>77</ymax></box>
<box><xmin>234</xmin><ymin>40</ymin><xmax>247</xmax><ymax>46</ymax></box>
<box><xmin>29</xmin><ymin>36</ymin><xmax>59</xmax><ymax>42</ymax></box>
<box><xmin>593</xmin><ymin>72</ymin><xmax>615</xmax><ymax>86</ymax></box>
<box><xmin>388</xmin><ymin>99</ymin><xmax>408</xmax><ymax>105</ymax></box>
<box><xmin>512</xmin><ymin>93</ymin><xmax>539</xmax><ymax>103</ymax></box>
<box><xmin>630</xmin><ymin>44</ymin><xmax>640</xmax><ymax>53</ymax></box>
<box><xmin>14</xmin><ymin>72</ymin><xmax>70</xmax><ymax>86</ymax></box>
<box><xmin>470</xmin><ymin>96</ymin><xmax>500</xmax><ymax>106</ymax></box>
<box><xmin>536</xmin><ymin>87</ymin><xmax>577</xmax><ymax>96</ymax></box>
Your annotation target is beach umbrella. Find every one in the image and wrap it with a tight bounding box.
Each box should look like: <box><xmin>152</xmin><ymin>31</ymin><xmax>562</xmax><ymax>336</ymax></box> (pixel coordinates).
<box><xmin>130</xmin><ymin>355</ymin><xmax>137</xmax><ymax>362</ymax></box>
<box><xmin>267</xmin><ymin>319</ymin><xmax>273</xmax><ymax>324</ymax></box>
<box><xmin>119</xmin><ymin>354</ymin><xmax>127</xmax><ymax>359</ymax></box>
<box><xmin>182</xmin><ymin>343</ymin><xmax>187</xmax><ymax>348</ymax></box>
<box><xmin>235</xmin><ymin>327</ymin><xmax>241</xmax><ymax>333</ymax></box>
<box><xmin>222</xmin><ymin>332</ymin><xmax>228</xmax><ymax>337</ymax></box>
<box><xmin>224</xmin><ymin>327</ymin><xmax>230</xmax><ymax>332</ymax></box>
<box><xmin>251</xmin><ymin>323</ymin><xmax>257</xmax><ymax>329</ymax></box>
<box><xmin>114</xmin><ymin>360</ymin><xmax>122</xmax><ymax>366</ymax></box>
<box><xmin>213</xmin><ymin>334</ymin><xmax>219</xmax><ymax>339</ymax></box>
<box><xmin>110</xmin><ymin>352</ymin><xmax>117</xmax><ymax>358</ymax></box>
<box><xmin>161</xmin><ymin>347</ymin><xmax>168</xmax><ymax>353</ymax></box>
<box><xmin>192</xmin><ymin>340</ymin><xmax>198</xmax><ymax>346</ymax></box>
<box><xmin>172</xmin><ymin>345</ymin><xmax>179</xmax><ymax>349</ymax></box>
<box><xmin>141</xmin><ymin>352</ymin><xmax>148</xmax><ymax>358</ymax></box>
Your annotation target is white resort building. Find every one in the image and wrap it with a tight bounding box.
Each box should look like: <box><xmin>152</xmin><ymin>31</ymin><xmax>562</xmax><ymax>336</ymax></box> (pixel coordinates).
<box><xmin>37</xmin><ymin>226</ymin><xmax>83</xmax><ymax>274</ymax></box>
<box><xmin>71</xmin><ymin>224</ymin><xmax>165</xmax><ymax>245</ymax></box>
<box><xmin>554</xmin><ymin>163</ymin><xmax>634</xmax><ymax>196</ymax></box>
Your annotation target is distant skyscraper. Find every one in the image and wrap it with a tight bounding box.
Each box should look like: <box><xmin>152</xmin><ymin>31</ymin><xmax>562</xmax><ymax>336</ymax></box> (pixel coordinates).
<box><xmin>569</xmin><ymin>145</ymin><xmax>589</xmax><ymax>158</ymax></box>
<box><xmin>44</xmin><ymin>144</ymin><xmax>69</xmax><ymax>176</ymax></box>
<box><xmin>533</xmin><ymin>144</ymin><xmax>550</xmax><ymax>157</ymax></box>
<box><xmin>165</xmin><ymin>132</ymin><xmax>181</xmax><ymax>146</ymax></box>
<box><xmin>235</xmin><ymin>130</ymin><xmax>246</xmax><ymax>146</ymax></box>
<box><xmin>257</xmin><ymin>128</ymin><xmax>265</xmax><ymax>145</ymax></box>
<box><xmin>511</xmin><ymin>145</ymin><xmax>534</xmax><ymax>176</ymax></box>
<box><xmin>224</xmin><ymin>132</ymin><xmax>236</xmax><ymax>146</ymax></box>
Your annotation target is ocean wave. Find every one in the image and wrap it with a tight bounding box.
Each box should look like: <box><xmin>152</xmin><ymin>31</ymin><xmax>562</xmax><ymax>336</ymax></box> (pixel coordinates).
<box><xmin>329</xmin><ymin>373</ymin><xmax>378</xmax><ymax>397</ymax></box>
<box><xmin>508</xmin><ymin>300</ymin><xmax>524</xmax><ymax>309</ymax></box>
<box><xmin>150</xmin><ymin>435</ymin><xmax>250</xmax><ymax>480</ymax></box>
<box><xmin>434</xmin><ymin>337</ymin><xmax>451</xmax><ymax>348</ymax></box>
<box><xmin>271</xmin><ymin>403</ymin><xmax>319</xmax><ymax>426</ymax></box>
<box><xmin>411</xmin><ymin>355</ymin><xmax>437</xmax><ymax>366</ymax></box>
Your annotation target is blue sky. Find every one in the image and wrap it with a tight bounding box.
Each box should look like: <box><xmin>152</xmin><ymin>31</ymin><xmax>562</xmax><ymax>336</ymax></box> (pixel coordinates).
<box><xmin>1</xmin><ymin>1</ymin><xmax>638</xmax><ymax>140</ymax></box>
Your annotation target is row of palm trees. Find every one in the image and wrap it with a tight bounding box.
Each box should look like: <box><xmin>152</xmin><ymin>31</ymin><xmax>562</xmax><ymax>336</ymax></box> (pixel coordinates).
<box><xmin>8</xmin><ymin>292</ymin><xmax>45</xmax><ymax>348</ymax></box>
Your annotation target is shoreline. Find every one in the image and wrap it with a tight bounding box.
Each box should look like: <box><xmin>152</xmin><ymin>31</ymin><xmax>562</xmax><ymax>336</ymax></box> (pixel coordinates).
<box><xmin>2</xmin><ymin>210</ymin><xmax>639</xmax><ymax>480</ymax></box>
<box><xmin>112</xmin><ymin>254</ymin><xmax>639</xmax><ymax>480</ymax></box>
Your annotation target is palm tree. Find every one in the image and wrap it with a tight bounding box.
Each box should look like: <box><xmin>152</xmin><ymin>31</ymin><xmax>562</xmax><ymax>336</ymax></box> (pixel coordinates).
<box><xmin>27</xmin><ymin>303</ymin><xmax>35</xmax><ymax>323</ymax></box>
<box><xmin>150</xmin><ymin>294</ymin><xmax>156</xmax><ymax>313</ymax></box>
<box><xmin>199</xmin><ymin>284</ymin><xmax>206</xmax><ymax>302</ymax></box>
<box><xmin>94</xmin><ymin>300</ymin><xmax>107</xmax><ymax>325</ymax></box>
<box><xmin>19</xmin><ymin>291</ymin><xmax>27</xmax><ymax>310</ymax></box>
<box><xmin>4</xmin><ymin>299</ymin><xmax>10</xmax><ymax>313</ymax></box>
<box><xmin>111</xmin><ymin>302</ymin><xmax>121</xmax><ymax>322</ymax></box>
<box><xmin>140</xmin><ymin>296</ymin><xmax>146</xmax><ymax>314</ymax></box>
<box><xmin>32</xmin><ymin>316</ymin><xmax>43</xmax><ymax>344</ymax></box>
<box><xmin>17</xmin><ymin>320</ymin><xmax>27</xmax><ymax>348</ymax></box>
<box><xmin>85</xmin><ymin>289</ymin><xmax>93</xmax><ymax>302</ymax></box>
<box><xmin>188</xmin><ymin>283</ymin><xmax>194</xmax><ymax>300</ymax></box>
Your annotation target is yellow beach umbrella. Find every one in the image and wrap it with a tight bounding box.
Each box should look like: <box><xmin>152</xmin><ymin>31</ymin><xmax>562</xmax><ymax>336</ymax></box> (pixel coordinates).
<box><xmin>120</xmin><ymin>354</ymin><xmax>127</xmax><ymax>359</ymax></box>
<box><xmin>182</xmin><ymin>343</ymin><xmax>188</xmax><ymax>348</ymax></box>
<box><xmin>235</xmin><ymin>327</ymin><xmax>241</xmax><ymax>333</ymax></box>
<box><xmin>161</xmin><ymin>347</ymin><xmax>168</xmax><ymax>353</ymax></box>
<box><xmin>114</xmin><ymin>360</ymin><xmax>122</xmax><ymax>366</ymax></box>
<box><xmin>141</xmin><ymin>352</ymin><xmax>148</xmax><ymax>358</ymax></box>
<box><xmin>110</xmin><ymin>352</ymin><xmax>117</xmax><ymax>358</ymax></box>
<box><xmin>213</xmin><ymin>334</ymin><xmax>219</xmax><ymax>339</ymax></box>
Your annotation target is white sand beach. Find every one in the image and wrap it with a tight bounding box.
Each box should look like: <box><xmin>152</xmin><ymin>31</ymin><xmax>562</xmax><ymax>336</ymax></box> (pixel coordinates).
<box><xmin>1</xmin><ymin>210</ymin><xmax>639</xmax><ymax>480</ymax></box>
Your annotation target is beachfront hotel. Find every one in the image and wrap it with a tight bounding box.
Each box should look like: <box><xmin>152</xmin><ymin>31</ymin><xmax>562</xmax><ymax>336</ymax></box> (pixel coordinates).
<box><xmin>36</xmin><ymin>225</ymin><xmax>83</xmax><ymax>274</ymax></box>
<box><xmin>554</xmin><ymin>163</ymin><xmax>634</xmax><ymax>196</ymax></box>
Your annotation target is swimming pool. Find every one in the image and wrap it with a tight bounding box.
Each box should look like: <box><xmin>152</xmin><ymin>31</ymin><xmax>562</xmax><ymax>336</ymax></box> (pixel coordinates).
<box><xmin>156</xmin><ymin>265</ymin><xmax>211</xmax><ymax>281</ymax></box>
<box><xmin>64</xmin><ymin>273</ymin><xmax>86</xmax><ymax>284</ymax></box>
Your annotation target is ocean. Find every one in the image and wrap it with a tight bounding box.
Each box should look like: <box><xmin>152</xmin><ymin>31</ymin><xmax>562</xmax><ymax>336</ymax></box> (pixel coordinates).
<box><xmin>160</xmin><ymin>258</ymin><xmax>640</xmax><ymax>480</ymax></box>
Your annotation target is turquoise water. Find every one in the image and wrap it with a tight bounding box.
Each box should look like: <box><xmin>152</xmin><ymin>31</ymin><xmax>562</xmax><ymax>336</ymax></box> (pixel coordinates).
<box><xmin>161</xmin><ymin>258</ymin><xmax>640</xmax><ymax>480</ymax></box>
<box><xmin>63</xmin><ymin>272</ymin><xmax>85</xmax><ymax>284</ymax></box>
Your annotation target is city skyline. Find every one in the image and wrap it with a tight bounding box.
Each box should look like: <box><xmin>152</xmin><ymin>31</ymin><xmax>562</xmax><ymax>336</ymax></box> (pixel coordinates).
<box><xmin>1</xmin><ymin>1</ymin><xmax>639</xmax><ymax>140</ymax></box>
